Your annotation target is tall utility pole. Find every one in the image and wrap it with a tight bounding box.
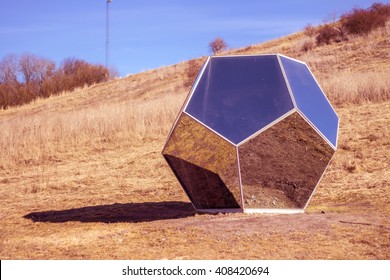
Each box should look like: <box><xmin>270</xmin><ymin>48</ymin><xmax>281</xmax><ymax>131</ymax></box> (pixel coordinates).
<box><xmin>105</xmin><ymin>0</ymin><xmax>112</xmax><ymax>69</ymax></box>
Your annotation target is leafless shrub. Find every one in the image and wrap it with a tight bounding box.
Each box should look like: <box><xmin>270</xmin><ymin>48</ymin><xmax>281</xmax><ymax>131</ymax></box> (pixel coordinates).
<box><xmin>341</xmin><ymin>2</ymin><xmax>390</xmax><ymax>35</ymax></box>
<box><xmin>316</xmin><ymin>24</ymin><xmax>346</xmax><ymax>45</ymax></box>
<box><xmin>209</xmin><ymin>37</ymin><xmax>227</xmax><ymax>55</ymax></box>
<box><xmin>57</xmin><ymin>58</ymin><xmax>108</xmax><ymax>91</ymax></box>
<box><xmin>301</xmin><ymin>39</ymin><xmax>314</xmax><ymax>52</ymax></box>
<box><xmin>304</xmin><ymin>24</ymin><xmax>317</xmax><ymax>37</ymax></box>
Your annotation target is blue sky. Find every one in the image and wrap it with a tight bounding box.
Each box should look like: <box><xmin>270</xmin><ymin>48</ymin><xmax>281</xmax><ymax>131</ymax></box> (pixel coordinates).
<box><xmin>0</xmin><ymin>0</ymin><xmax>381</xmax><ymax>76</ymax></box>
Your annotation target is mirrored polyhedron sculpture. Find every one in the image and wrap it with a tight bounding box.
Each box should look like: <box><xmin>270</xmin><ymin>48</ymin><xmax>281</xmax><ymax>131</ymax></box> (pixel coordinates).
<box><xmin>162</xmin><ymin>54</ymin><xmax>339</xmax><ymax>213</ymax></box>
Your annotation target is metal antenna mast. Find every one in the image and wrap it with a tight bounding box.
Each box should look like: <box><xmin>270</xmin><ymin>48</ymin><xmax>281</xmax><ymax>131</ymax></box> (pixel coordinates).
<box><xmin>105</xmin><ymin>0</ymin><xmax>112</xmax><ymax>68</ymax></box>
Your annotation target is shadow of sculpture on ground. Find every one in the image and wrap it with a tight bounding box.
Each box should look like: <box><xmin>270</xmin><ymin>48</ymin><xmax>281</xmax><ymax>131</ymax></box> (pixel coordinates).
<box><xmin>24</xmin><ymin>201</ymin><xmax>196</xmax><ymax>223</ymax></box>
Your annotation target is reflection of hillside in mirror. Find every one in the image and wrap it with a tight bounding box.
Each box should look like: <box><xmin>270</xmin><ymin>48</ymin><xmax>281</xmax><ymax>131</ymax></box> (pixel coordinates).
<box><xmin>162</xmin><ymin>113</ymin><xmax>242</xmax><ymax>209</ymax></box>
<box><xmin>164</xmin><ymin>155</ymin><xmax>240</xmax><ymax>209</ymax></box>
<box><xmin>239</xmin><ymin>112</ymin><xmax>335</xmax><ymax>209</ymax></box>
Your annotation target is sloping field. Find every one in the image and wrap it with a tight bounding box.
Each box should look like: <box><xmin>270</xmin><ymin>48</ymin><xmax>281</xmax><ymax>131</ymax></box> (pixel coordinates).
<box><xmin>0</xmin><ymin>24</ymin><xmax>389</xmax><ymax>259</ymax></box>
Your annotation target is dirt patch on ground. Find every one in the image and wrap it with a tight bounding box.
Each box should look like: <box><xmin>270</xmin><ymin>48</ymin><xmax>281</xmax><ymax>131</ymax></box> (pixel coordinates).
<box><xmin>17</xmin><ymin>204</ymin><xmax>390</xmax><ymax>259</ymax></box>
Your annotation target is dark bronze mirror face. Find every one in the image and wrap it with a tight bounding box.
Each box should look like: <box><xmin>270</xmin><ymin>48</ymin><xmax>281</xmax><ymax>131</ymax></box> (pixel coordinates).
<box><xmin>163</xmin><ymin>54</ymin><xmax>338</xmax><ymax>213</ymax></box>
<box><xmin>238</xmin><ymin>112</ymin><xmax>335</xmax><ymax>209</ymax></box>
<box><xmin>164</xmin><ymin>155</ymin><xmax>240</xmax><ymax>209</ymax></box>
<box><xmin>163</xmin><ymin>113</ymin><xmax>242</xmax><ymax>210</ymax></box>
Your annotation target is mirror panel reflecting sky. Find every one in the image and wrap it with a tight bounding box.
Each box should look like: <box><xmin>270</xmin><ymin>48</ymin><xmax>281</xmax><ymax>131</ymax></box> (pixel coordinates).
<box><xmin>280</xmin><ymin>56</ymin><xmax>338</xmax><ymax>147</ymax></box>
<box><xmin>185</xmin><ymin>55</ymin><xmax>294</xmax><ymax>144</ymax></box>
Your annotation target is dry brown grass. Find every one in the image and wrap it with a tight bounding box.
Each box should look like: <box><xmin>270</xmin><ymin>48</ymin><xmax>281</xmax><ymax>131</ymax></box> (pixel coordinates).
<box><xmin>321</xmin><ymin>70</ymin><xmax>390</xmax><ymax>106</ymax></box>
<box><xmin>0</xmin><ymin>22</ymin><xmax>389</xmax><ymax>260</ymax></box>
<box><xmin>0</xmin><ymin>95</ymin><xmax>181</xmax><ymax>170</ymax></box>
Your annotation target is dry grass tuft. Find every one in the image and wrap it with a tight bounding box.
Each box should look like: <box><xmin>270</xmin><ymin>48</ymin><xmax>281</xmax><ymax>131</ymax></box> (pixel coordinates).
<box><xmin>321</xmin><ymin>70</ymin><xmax>390</xmax><ymax>106</ymax></box>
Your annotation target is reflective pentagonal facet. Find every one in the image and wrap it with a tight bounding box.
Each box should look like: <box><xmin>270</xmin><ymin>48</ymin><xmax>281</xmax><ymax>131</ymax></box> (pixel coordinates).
<box><xmin>185</xmin><ymin>55</ymin><xmax>294</xmax><ymax>144</ymax></box>
<box><xmin>162</xmin><ymin>113</ymin><xmax>241</xmax><ymax>210</ymax></box>
<box><xmin>280</xmin><ymin>56</ymin><xmax>339</xmax><ymax>147</ymax></box>
<box><xmin>238</xmin><ymin>112</ymin><xmax>335</xmax><ymax>209</ymax></box>
<box><xmin>163</xmin><ymin>54</ymin><xmax>339</xmax><ymax>213</ymax></box>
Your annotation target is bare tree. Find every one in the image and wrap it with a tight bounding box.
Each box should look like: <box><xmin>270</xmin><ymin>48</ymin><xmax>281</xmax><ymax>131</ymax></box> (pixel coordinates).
<box><xmin>0</xmin><ymin>53</ymin><xmax>110</xmax><ymax>109</ymax></box>
<box><xmin>209</xmin><ymin>37</ymin><xmax>227</xmax><ymax>55</ymax></box>
<box><xmin>18</xmin><ymin>53</ymin><xmax>56</xmax><ymax>99</ymax></box>
<box><xmin>0</xmin><ymin>54</ymin><xmax>19</xmax><ymax>85</ymax></box>
<box><xmin>0</xmin><ymin>54</ymin><xmax>20</xmax><ymax>107</ymax></box>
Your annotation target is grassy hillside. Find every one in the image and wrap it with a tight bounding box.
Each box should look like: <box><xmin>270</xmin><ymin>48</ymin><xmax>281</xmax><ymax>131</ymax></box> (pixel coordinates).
<box><xmin>0</xmin><ymin>21</ymin><xmax>389</xmax><ymax>259</ymax></box>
